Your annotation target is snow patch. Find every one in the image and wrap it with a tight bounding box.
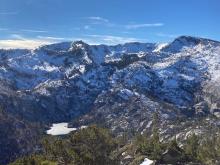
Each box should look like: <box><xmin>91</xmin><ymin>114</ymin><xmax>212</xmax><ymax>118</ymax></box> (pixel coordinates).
<box><xmin>140</xmin><ymin>158</ymin><xmax>154</xmax><ymax>165</ymax></box>
<box><xmin>46</xmin><ymin>123</ymin><xmax>76</xmax><ymax>135</ymax></box>
<box><xmin>118</xmin><ymin>89</ymin><xmax>134</xmax><ymax>100</ymax></box>
<box><xmin>153</xmin><ymin>43</ymin><xmax>168</xmax><ymax>52</ymax></box>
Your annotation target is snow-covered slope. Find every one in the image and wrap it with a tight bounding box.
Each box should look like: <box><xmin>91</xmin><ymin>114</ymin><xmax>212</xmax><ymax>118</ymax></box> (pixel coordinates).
<box><xmin>1</xmin><ymin>36</ymin><xmax>220</xmax><ymax>164</ymax></box>
<box><xmin>0</xmin><ymin>36</ymin><xmax>220</xmax><ymax>125</ymax></box>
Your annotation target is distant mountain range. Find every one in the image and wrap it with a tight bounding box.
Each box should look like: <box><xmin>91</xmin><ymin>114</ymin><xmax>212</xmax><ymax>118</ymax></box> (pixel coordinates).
<box><xmin>1</xmin><ymin>36</ymin><xmax>220</xmax><ymax>164</ymax></box>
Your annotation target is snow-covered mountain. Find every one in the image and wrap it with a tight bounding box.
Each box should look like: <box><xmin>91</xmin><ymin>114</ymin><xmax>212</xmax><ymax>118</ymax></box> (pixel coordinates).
<box><xmin>1</xmin><ymin>36</ymin><xmax>220</xmax><ymax>119</ymax></box>
<box><xmin>1</xmin><ymin>36</ymin><xmax>220</xmax><ymax>163</ymax></box>
<box><xmin>0</xmin><ymin>36</ymin><xmax>220</xmax><ymax>125</ymax></box>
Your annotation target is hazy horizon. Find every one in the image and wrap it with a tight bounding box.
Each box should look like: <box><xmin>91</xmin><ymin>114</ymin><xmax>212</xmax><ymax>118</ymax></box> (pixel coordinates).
<box><xmin>0</xmin><ymin>0</ymin><xmax>219</xmax><ymax>48</ymax></box>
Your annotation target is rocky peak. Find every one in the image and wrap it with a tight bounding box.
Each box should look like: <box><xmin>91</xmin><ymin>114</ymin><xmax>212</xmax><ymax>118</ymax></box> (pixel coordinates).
<box><xmin>161</xmin><ymin>36</ymin><xmax>207</xmax><ymax>53</ymax></box>
<box><xmin>70</xmin><ymin>40</ymin><xmax>89</xmax><ymax>51</ymax></box>
<box><xmin>38</xmin><ymin>42</ymin><xmax>72</xmax><ymax>52</ymax></box>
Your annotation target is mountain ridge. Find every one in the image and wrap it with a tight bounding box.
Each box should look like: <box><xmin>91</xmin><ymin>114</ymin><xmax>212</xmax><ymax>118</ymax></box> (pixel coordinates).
<box><xmin>1</xmin><ymin>35</ymin><xmax>220</xmax><ymax>164</ymax></box>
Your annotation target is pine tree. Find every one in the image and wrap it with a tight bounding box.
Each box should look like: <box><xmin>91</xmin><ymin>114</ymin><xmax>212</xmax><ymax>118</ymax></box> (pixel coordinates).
<box><xmin>185</xmin><ymin>133</ymin><xmax>199</xmax><ymax>160</ymax></box>
<box><xmin>152</xmin><ymin>112</ymin><xmax>159</xmax><ymax>143</ymax></box>
<box><xmin>151</xmin><ymin>112</ymin><xmax>162</xmax><ymax>160</ymax></box>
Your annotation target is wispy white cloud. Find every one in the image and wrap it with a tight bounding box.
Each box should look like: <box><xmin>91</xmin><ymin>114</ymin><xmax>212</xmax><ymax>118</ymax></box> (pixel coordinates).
<box><xmin>21</xmin><ymin>29</ymin><xmax>48</xmax><ymax>33</ymax></box>
<box><xmin>0</xmin><ymin>35</ymin><xmax>66</xmax><ymax>49</ymax></box>
<box><xmin>72</xmin><ymin>26</ymin><xmax>92</xmax><ymax>31</ymax></box>
<box><xmin>37</xmin><ymin>34</ymin><xmax>137</xmax><ymax>45</ymax></box>
<box><xmin>84</xmin><ymin>16</ymin><xmax>117</xmax><ymax>27</ymax></box>
<box><xmin>10</xmin><ymin>34</ymin><xmax>25</xmax><ymax>40</ymax></box>
<box><xmin>84</xmin><ymin>25</ymin><xmax>93</xmax><ymax>30</ymax></box>
<box><xmin>86</xmin><ymin>16</ymin><xmax>109</xmax><ymax>23</ymax></box>
<box><xmin>0</xmin><ymin>12</ymin><xmax>18</xmax><ymax>15</ymax></box>
<box><xmin>37</xmin><ymin>36</ymin><xmax>66</xmax><ymax>41</ymax></box>
<box><xmin>0</xmin><ymin>28</ymin><xmax>8</xmax><ymax>31</ymax></box>
<box><xmin>84</xmin><ymin>16</ymin><xmax>164</xmax><ymax>31</ymax></box>
<box><xmin>125</xmin><ymin>23</ymin><xmax>164</xmax><ymax>29</ymax></box>
<box><xmin>0</xmin><ymin>39</ymin><xmax>51</xmax><ymax>49</ymax></box>
<box><xmin>85</xmin><ymin>34</ymin><xmax>145</xmax><ymax>45</ymax></box>
<box><xmin>122</xmin><ymin>31</ymin><xmax>132</xmax><ymax>34</ymax></box>
<box><xmin>156</xmin><ymin>33</ymin><xmax>177</xmax><ymax>38</ymax></box>
<box><xmin>0</xmin><ymin>32</ymin><xmax>147</xmax><ymax>49</ymax></box>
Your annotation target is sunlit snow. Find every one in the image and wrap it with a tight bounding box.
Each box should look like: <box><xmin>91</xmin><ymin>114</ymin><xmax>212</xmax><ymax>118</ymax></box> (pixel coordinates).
<box><xmin>140</xmin><ymin>158</ymin><xmax>154</xmax><ymax>165</ymax></box>
<box><xmin>46</xmin><ymin>123</ymin><xmax>77</xmax><ymax>135</ymax></box>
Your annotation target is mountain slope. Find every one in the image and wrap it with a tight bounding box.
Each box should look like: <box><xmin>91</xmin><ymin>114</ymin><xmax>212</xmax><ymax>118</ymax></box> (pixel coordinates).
<box><xmin>1</xmin><ymin>36</ymin><xmax>220</xmax><ymax>122</ymax></box>
<box><xmin>1</xmin><ymin>36</ymin><xmax>220</xmax><ymax>164</ymax></box>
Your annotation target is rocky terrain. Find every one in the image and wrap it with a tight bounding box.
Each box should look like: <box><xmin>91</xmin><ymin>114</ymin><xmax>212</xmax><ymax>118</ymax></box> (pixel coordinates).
<box><xmin>0</xmin><ymin>109</ymin><xmax>41</xmax><ymax>164</ymax></box>
<box><xmin>1</xmin><ymin>36</ymin><xmax>220</xmax><ymax>164</ymax></box>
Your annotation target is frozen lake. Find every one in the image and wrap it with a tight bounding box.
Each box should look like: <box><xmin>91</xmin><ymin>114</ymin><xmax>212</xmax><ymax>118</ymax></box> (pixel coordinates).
<box><xmin>46</xmin><ymin>123</ymin><xmax>77</xmax><ymax>135</ymax></box>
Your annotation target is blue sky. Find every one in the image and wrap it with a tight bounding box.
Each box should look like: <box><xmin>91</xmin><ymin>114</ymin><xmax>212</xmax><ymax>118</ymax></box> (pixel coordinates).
<box><xmin>0</xmin><ymin>0</ymin><xmax>219</xmax><ymax>48</ymax></box>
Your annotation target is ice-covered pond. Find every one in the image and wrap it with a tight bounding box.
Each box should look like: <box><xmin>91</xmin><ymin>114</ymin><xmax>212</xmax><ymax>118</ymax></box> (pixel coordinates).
<box><xmin>46</xmin><ymin>123</ymin><xmax>77</xmax><ymax>135</ymax></box>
